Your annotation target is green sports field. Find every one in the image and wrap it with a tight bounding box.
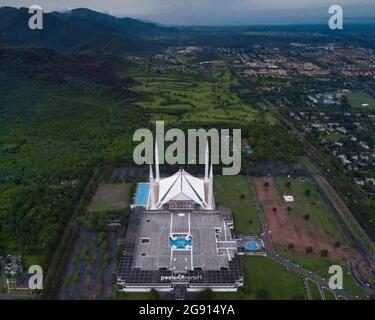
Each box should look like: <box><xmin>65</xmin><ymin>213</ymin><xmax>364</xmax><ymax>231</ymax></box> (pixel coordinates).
<box><xmin>347</xmin><ymin>91</ymin><xmax>375</xmax><ymax>109</ymax></box>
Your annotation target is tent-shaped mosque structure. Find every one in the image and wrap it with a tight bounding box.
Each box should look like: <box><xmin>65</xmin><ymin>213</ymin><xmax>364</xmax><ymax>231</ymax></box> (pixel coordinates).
<box><xmin>132</xmin><ymin>142</ymin><xmax>214</xmax><ymax>211</ymax></box>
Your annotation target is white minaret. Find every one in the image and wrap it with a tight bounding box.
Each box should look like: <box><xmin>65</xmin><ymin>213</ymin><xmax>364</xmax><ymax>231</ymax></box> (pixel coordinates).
<box><xmin>207</xmin><ymin>163</ymin><xmax>214</xmax><ymax>209</ymax></box>
<box><xmin>149</xmin><ymin>164</ymin><xmax>156</xmax><ymax>210</ymax></box>
<box><xmin>204</xmin><ymin>142</ymin><xmax>209</xmax><ymax>182</ymax></box>
<box><xmin>155</xmin><ymin>140</ymin><xmax>160</xmax><ymax>182</ymax></box>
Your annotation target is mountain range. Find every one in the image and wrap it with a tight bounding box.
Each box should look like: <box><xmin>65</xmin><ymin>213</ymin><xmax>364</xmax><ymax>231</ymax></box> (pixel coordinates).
<box><xmin>0</xmin><ymin>7</ymin><xmax>177</xmax><ymax>53</ymax></box>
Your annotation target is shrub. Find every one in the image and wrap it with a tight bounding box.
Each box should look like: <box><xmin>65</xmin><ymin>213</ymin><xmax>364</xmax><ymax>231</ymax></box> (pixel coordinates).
<box><xmin>306</xmin><ymin>247</ymin><xmax>313</xmax><ymax>254</ymax></box>
<box><xmin>321</xmin><ymin>249</ymin><xmax>329</xmax><ymax>257</ymax></box>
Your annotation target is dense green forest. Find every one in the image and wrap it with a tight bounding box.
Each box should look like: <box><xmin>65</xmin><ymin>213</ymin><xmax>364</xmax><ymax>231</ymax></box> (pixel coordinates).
<box><xmin>0</xmin><ymin>47</ymin><xmax>145</xmax><ymax>264</ymax></box>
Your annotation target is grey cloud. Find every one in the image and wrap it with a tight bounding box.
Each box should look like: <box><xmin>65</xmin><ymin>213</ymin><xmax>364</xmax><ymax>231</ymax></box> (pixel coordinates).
<box><xmin>0</xmin><ymin>0</ymin><xmax>373</xmax><ymax>25</ymax></box>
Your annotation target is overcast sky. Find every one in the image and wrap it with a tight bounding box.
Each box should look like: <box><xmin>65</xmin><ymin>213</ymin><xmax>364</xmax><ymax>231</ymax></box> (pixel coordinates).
<box><xmin>1</xmin><ymin>0</ymin><xmax>374</xmax><ymax>25</ymax></box>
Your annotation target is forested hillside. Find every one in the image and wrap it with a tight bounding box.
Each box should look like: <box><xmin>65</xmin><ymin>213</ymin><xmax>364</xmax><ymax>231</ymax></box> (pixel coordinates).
<box><xmin>0</xmin><ymin>46</ymin><xmax>145</xmax><ymax>264</ymax></box>
<box><xmin>0</xmin><ymin>7</ymin><xmax>174</xmax><ymax>53</ymax></box>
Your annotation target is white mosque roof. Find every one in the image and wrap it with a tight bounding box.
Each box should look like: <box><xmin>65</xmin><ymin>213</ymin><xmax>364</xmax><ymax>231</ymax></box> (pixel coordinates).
<box><xmin>157</xmin><ymin>169</ymin><xmax>206</xmax><ymax>207</ymax></box>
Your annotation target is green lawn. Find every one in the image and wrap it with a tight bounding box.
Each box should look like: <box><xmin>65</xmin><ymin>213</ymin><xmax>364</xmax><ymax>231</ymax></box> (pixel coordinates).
<box><xmin>214</xmin><ymin>176</ymin><xmax>262</xmax><ymax>235</ymax></box>
<box><xmin>275</xmin><ymin>245</ymin><xmax>333</xmax><ymax>273</ymax></box>
<box><xmin>210</xmin><ymin>257</ymin><xmax>307</xmax><ymax>300</ymax></box>
<box><xmin>322</xmin><ymin>287</ymin><xmax>337</xmax><ymax>300</ymax></box>
<box><xmin>117</xmin><ymin>291</ymin><xmax>159</xmax><ymax>300</ymax></box>
<box><xmin>306</xmin><ymin>279</ymin><xmax>322</xmax><ymax>300</ymax></box>
<box><xmin>275</xmin><ymin>176</ymin><xmax>320</xmax><ymax>202</ymax></box>
<box><xmin>275</xmin><ymin>245</ymin><xmax>365</xmax><ymax>298</ymax></box>
<box><xmin>347</xmin><ymin>91</ymin><xmax>375</xmax><ymax>109</ymax></box>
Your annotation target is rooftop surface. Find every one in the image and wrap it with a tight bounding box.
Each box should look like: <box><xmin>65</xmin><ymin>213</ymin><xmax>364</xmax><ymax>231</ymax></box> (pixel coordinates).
<box><xmin>133</xmin><ymin>211</ymin><xmax>236</xmax><ymax>272</ymax></box>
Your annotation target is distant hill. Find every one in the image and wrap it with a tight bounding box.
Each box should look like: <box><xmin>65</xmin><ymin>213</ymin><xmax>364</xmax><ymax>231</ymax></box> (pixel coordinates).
<box><xmin>0</xmin><ymin>7</ymin><xmax>176</xmax><ymax>53</ymax></box>
<box><xmin>51</xmin><ymin>8</ymin><xmax>174</xmax><ymax>36</ymax></box>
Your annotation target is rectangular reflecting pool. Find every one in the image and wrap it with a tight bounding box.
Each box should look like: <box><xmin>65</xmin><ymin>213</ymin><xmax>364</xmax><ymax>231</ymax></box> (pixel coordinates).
<box><xmin>133</xmin><ymin>183</ymin><xmax>150</xmax><ymax>207</ymax></box>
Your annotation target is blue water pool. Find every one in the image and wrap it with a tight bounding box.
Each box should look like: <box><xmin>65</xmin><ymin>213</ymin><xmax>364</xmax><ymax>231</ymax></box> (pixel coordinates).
<box><xmin>246</xmin><ymin>241</ymin><xmax>259</xmax><ymax>251</ymax></box>
<box><xmin>134</xmin><ymin>183</ymin><xmax>150</xmax><ymax>207</ymax></box>
<box><xmin>170</xmin><ymin>235</ymin><xmax>192</xmax><ymax>250</ymax></box>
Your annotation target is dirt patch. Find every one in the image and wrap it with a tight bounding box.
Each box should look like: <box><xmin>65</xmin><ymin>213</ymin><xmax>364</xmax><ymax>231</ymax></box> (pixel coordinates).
<box><xmin>264</xmin><ymin>204</ymin><xmax>345</xmax><ymax>261</ymax></box>
<box><xmin>88</xmin><ymin>183</ymin><xmax>130</xmax><ymax>212</ymax></box>
<box><xmin>254</xmin><ymin>177</ymin><xmax>281</xmax><ymax>202</ymax></box>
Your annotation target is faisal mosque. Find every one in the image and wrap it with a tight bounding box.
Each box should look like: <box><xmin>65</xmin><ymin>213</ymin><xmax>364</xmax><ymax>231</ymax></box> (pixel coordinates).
<box><xmin>118</xmin><ymin>142</ymin><xmax>264</xmax><ymax>298</ymax></box>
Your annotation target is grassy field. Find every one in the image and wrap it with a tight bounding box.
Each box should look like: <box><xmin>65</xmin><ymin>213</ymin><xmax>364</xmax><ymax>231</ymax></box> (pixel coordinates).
<box><xmin>88</xmin><ymin>183</ymin><xmax>130</xmax><ymax>212</ymax></box>
<box><xmin>274</xmin><ymin>177</ymin><xmax>346</xmax><ymax>244</ymax></box>
<box><xmin>275</xmin><ymin>176</ymin><xmax>320</xmax><ymax>202</ymax></box>
<box><xmin>214</xmin><ymin>176</ymin><xmax>262</xmax><ymax>235</ymax></box>
<box><xmin>322</xmin><ymin>287</ymin><xmax>337</xmax><ymax>300</ymax></box>
<box><xmin>210</xmin><ymin>257</ymin><xmax>306</xmax><ymax>300</ymax></box>
<box><xmin>306</xmin><ymin>279</ymin><xmax>323</xmax><ymax>300</ymax></box>
<box><xmin>126</xmin><ymin>62</ymin><xmax>276</xmax><ymax>126</ymax></box>
<box><xmin>347</xmin><ymin>91</ymin><xmax>375</xmax><ymax>109</ymax></box>
<box><xmin>117</xmin><ymin>291</ymin><xmax>159</xmax><ymax>300</ymax></box>
<box><xmin>276</xmin><ymin>245</ymin><xmax>333</xmax><ymax>272</ymax></box>
<box><xmin>275</xmin><ymin>245</ymin><xmax>365</xmax><ymax>298</ymax></box>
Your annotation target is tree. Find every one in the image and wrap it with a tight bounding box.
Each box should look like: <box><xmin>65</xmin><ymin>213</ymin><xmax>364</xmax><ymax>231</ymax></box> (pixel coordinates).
<box><xmin>321</xmin><ymin>249</ymin><xmax>329</xmax><ymax>257</ymax></box>
<box><xmin>240</xmin><ymin>193</ymin><xmax>245</xmax><ymax>200</ymax></box>
<box><xmin>334</xmin><ymin>241</ymin><xmax>341</xmax><ymax>248</ymax></box>
<box><xmin>305</xmin><ymin>189</ymin><xmax>311</xmax><ymax>197</ymax></box>
<box><xmin>285</xmin><ymin>181</ymin><xmax>292</xmax><ymax>188</ymax></box>
<box><xmin>304</xmin><ymin>214</ymin><xmax>310</xmax><ymax>221</ymax></box>
<box><xmin>272</xmin><ymin>207</ymin><xmax>277</xmax><ymax>213</ymax></box>
<box><xmin>306</xmin><ymin>247</ymin><xmax>313</xmax><ymax>254</ymax></box>
<box><xmin>287</xmin><ymin>207</ymin><xmax>292</xmax><ymax>213</ymax></box>
<box><xmin>264</xmin><ymin>182</ymin><xmax>270</xmax><ymax>190</ymax></box>
<box><xmin>288</xmin><ymin>243</ymin><xmax>294</xmax><ymax>251</ymax></box>
<box><xmin>249</xmin><ymin>220</ymin><xmax>253</xmax><ymax>225</ymax></box>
